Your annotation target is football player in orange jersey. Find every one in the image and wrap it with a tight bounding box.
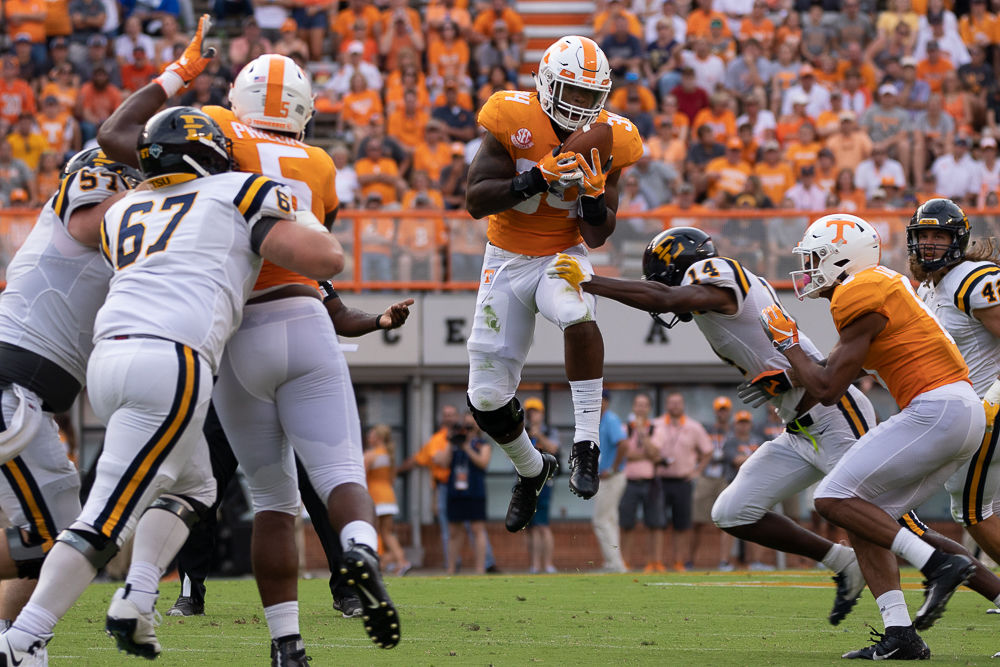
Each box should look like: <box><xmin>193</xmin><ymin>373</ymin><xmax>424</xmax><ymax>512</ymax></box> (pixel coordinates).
<box><xmin>98</xmin><ymin>18</ymin><xmax>406</xmax><ymax>662</ymax></box>
<box><xmin>764</xmin><ymin>213</ymin><xmax>985</xmax><ymax>659</ymax></box>
<box><xmin>464</xmin><ymin>36</ymin><xmax>644</xmax><ymax>532</ymax></box>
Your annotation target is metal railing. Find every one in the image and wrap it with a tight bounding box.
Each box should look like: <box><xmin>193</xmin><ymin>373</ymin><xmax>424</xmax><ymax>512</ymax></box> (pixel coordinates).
<box><xmin>4</xmin><ymin>207</ymin><xmax>999</xmax><ymax>289</ymax></box>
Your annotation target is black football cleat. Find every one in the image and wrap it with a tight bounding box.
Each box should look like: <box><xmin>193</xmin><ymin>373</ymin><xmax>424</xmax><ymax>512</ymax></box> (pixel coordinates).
<box><xmin>333</xmin><ymin>592</ymin><xmax>363</xmax><ymax>619</ymax></box>
<box><xmin>270</xmin><ymin>633</ymin><xmax>310</xmax><ymax>666</ymax></box>
<box><xmin>842</xmin><ymin>625</ymin><xmax>930</xmax><ymax>660</ymax></box>
<box><xmin>569</xmin><ymin>440</ymin><xmax>600</xmax><ymax>499</ymax></box>
<box><xmin>340</xmin><ymin>541</ymin><xmax>400</xmax><ymax>649</ymax></box>
<box><xmin>830</xmin><ymin>558</ymin><xmax>865</xmax><ymax>625</ymax></box>
<box><xmin>505</xmin><ymin>453</ymin><xmax>557</xmax><ymax>532</ymax></box>
<box><xmin>913</xmin><ymin>553</ymin><xmax>975</xmax><ymax>630</ymax></box>
<box><xmin>166</xmin><ymin>595</ymin><xmax>204</xmax><ymax>617</ymax></box>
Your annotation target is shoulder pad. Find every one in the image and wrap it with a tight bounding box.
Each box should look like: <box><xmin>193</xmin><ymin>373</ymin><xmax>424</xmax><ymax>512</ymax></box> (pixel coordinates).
<box><xmin>232</xmin><ymin>173</ymin><xmax>296</xmax><ymax>226</ymax></box>
<box><xmin>51</xmin><ymin>168</ymin><xmax>127</xmax><ymax>225</ymax></box>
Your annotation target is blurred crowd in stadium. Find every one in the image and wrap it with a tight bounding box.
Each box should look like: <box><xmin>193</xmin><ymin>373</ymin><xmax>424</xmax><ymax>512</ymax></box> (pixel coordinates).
<box><xmin>5</xmin><ymin>0</ymin><xmax>1000</xmax><ymax>276</ymax></box>
<box><xmin>0</xmin><ymin>0</ymin><xmax>988</xmax><ymax>201</ymax></box>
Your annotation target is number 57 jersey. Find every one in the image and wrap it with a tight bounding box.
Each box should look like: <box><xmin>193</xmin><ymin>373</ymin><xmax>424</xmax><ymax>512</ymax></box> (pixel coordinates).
<box><xmin>95</xmin><ymin>172</ymin><xmax>295</xmax><ymax>371</ymax></box>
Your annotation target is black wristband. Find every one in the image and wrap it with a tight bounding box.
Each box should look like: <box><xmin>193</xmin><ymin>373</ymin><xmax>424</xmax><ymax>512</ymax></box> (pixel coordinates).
<box><xmin>374</xmin><ymin>315</ymin><xmax>383</xmax><ymax>330</ymax></box>
<box><xmin>580</xmin><ymin>193</ymin><xmax>607</xmax><ymax>226</ymax></box>
<box><xmin>511</xmin><ymin>166</ymin><xmax>547</xmax><ymax>199</ymax></box>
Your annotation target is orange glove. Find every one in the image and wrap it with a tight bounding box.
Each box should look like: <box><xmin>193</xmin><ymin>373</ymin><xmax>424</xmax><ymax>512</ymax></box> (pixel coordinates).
<box><xmin>538</xmin><ymin>149</ymin><xmax>583</xmax><ymax>187</ymax></box>
<box><xmin>760</xmin><ymin>304</ymin><xmax>800</xmax><ymax>352</ymax></box>
<box><xmin>576</xmin><ymin>147</ymin><xmax>612</xmax><ymax>198</ymax></box>
<box><xmin>156</xmin><ymin>14</ymin><xmax>216</xmax><ymax>95</ymax></box>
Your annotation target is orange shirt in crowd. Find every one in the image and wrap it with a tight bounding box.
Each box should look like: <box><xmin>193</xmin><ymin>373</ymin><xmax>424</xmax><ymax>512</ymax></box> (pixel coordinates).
<box><xmin>39</xmin><ymin>81</ymin><xmax>75</xmax><ymax>110</ymax></box>
<box><xmin>754</xmin><ymin>161</ymin><xmax>796</xmax><ymax>203</ymax></box>
<box><xmin>431</xmin><ymin>89</ymin><xmax>474</xmax><ymax>111</ymax></box>
<box><xmin>739</xmin><ymin>16</ymin><xmax>775</xmax><ymax>46</ymax></box>
<box><xmin>836</xmin><ymin>188</ymin><xmax>867</xmax><ymax>211</ymax></box>
<box><xmin>121</xmin><ymin>61</ymin><xmax>157</xmax><ymax>93</ymax></box>
<box><xmin>784</xmin><ymin>140</ymin><xmax>821</xmax><ymax>173</ymax></box>
<box><xmin>593</xmin><ymin>9</ymin><xmax>643</xmax><ymax>37</ymax></box>
<box><xmin>609</xmin><ymin>85</ymin><xmax>657</xmax><ymax>113</ymax></box>
<box><xmin>34</xmin><ymin>168</ymin><xmax>60</xmax><ymax>201</ymax></box>
<box><xmin>402</xmin><ymin>188</ymin><xmax>444</xmax><ymax>209</ymax></box>
<box><xmin>356</xmin><ymin>156</ymin><xmax>401</xmax><ymax>203</ymax></box>
<box><xmin>331</xmin><ymin>4</ymin><xmax>381</xmax><ymax>42</ymax></box>
<box><xmin>77</xmin><ymin>82</ymin><xmax>122</xmax><ymax>124</ymax></box>
<box><xmin>37</xmin><ymin>109</ymin><xmax>72</xmax><ymax>154</ymax></box>
<box><xmin>815</xmin><ymin>164</ymin><xmax>837</xmax><ymax>193</ymax></box>
<box><xmin>472</xmin><ymin>7</ymin><xmax>523</xmax><ymax>38</ymax></box>
<box><xmin>835</xmin><ymin>61</ymin><xmax>877</xmax><ymax>91</ymax></box>
<box><xmin>341</xmin><ymin>88</ymin><xmax>383</xmax><ymax>129</ymax></box>
<box><xmin>396</xmin><ymin>215</ymin><xmax>446</xmax><ymax>257</ymax></box>
<box><xmin>917</xmin><ymin>57</ymin><xmax>954</xmax><ymax>93</ymax></box>
<box><xmin>705</xmin><ymin>156</ymin><xmax>752</xmax><ymax>198</ymax></box>
<box><xmin>424</xmin><ymin>3</ymin><xmax>471</xmax><ymax>32</ymax></box>
<box><xmin>413</xmin><ymin>428</ymin><xmax>451</xmax><ymax>484</ymax></box>
<box><xmin>384</xmin><ymin>79</ymin><xmax>429</xmax><ymax>114</ymax></box>
<box><xmin>5</xmin><ymin>0</ymin><xmax>46</xmax><ymax>42</ymax></box>
<box><xmin>359</xmin><ymin>215</ymin><xmax>397</xmax><ymax>255</ymax></box>
<box><xmin>825</xmin><ymin>131</ymin><xmax>873</xmax><ymax>170</ymax></box>
<box><xmin>646</xmin><ymin>134</ymin><xmax>687</xmax><ymax>166</ymax></box>
<box><xmin>687</xmin><ymin>9</ymin><xmax>730</xmax><ymax>38</ymax></box>
<box><xmin>775</xmin><ymin>115</ymin><xmax>808</xmax><ymax>144</ymax></box>
<box><xmin>815</xmin><ymin>109</ymin><xmax>842</xmax><ymax>137</ymax></box>
<box><xmin>412</xmin><ymin>141</ymin><xmax>452</xmax><ymax>182</ymax></box>
<box><xmin>44</xmin><ymin>0</ymin><xmax>71</xmax><ymax>36</ymax></box>
<box><xmin>0</xmin><ymin>78</ymin><xmax>36</xmax><ymax>126</ymax></box>
<box><xmin>427</xmin><ymin>39</ymin><xmax>469</xmax><ymax>75</ymax></box>
<box><xmin>692</xmin><ymin>107</ymin><xmax>737</xmax><ymax>142</ymax></box>
<box><xmin>378</xmin><ymin>6</ymin><xmax>423</xmax><ymax>36</ymax></box>
<box><xmin>387</xmin><ymin>108</ymin><xmax>430</xmax><ymax>150</ymax></box>
<box><xmin>958</xmin><ymin>12</ymin><xmax>998</xmax><ymax>46</ymax></box>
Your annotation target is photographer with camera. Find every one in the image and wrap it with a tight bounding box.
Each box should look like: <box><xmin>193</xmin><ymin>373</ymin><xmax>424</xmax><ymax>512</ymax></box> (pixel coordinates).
<box><xmin>523</xmin><ymin>398</ymin><xmax>560</xmax><ymax>574</ymax></box>
<box><xmin>434</xmin><ymin>413</ymin><xmax>492</xmax><ymax>574</ymax></box>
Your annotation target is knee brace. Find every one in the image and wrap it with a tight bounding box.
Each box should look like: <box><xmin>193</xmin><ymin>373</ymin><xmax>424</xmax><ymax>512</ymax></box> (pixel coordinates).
<box><xmin>5</xmin><ymin>526</ymin><xmax>45</xmax><ymax>579</ymax></box>
<box><xmin>55</xmin><ymin>527</ymin><xmax>118</xmax><ymax>570</ymax></box>
<box><xmin>144</xmin><ymin>494</ymin><xmax>208</xmax><ymax>529</ymax></box>
<box><xmin>468</xmin><ymin>396</ymin><xmax>523</xmax><ymax>442</ymax></box>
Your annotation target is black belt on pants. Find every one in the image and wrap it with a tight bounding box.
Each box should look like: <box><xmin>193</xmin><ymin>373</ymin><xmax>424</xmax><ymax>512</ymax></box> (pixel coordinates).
<box><xmin>785</xmin><ymin>413</ymin><xmax>814</xmax><ymax>434</ymax></box>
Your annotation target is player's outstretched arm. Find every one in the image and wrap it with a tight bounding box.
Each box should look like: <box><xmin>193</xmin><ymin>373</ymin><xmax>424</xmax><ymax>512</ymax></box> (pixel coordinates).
<box><xmin>586</xmin><ymin>274</ymin><xmax>734</xmax><ymax>315</ymax></box>
<box><xmin>778</xmin><ymin>311</ymin><xmax>886</xmax><ymax>406</ymax></box>
<box><xmin>325</xmin><ymin>292</ymin><xmax>414</xmax><ymax>337</ymax></box>
<box><xmin>259</xmin><ymin>218</ymin><xmax>345</xmax><ymax>281</ymax></box>
<box><xmin>99</xmin><ymin>14</ymin><xmax>216</xmax><ymax>166</ymax></box>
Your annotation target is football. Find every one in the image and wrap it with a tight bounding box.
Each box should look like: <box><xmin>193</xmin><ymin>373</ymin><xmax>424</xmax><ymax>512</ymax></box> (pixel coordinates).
<box><xmin>561</xmin><ymin>122</ymin><xmax>613</xmax><ymax>172</ymax></box>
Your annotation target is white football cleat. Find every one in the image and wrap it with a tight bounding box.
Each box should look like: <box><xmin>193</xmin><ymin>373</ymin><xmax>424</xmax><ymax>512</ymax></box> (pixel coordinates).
<box><xmin>105</xmin><ymin>585</ymin><xmax>162</xmax><ymax>659</ymax></box>
<box><xmin>0</xmin><ymin>627</ymin><xmax>50</xmax><ymax>666</ymax></box>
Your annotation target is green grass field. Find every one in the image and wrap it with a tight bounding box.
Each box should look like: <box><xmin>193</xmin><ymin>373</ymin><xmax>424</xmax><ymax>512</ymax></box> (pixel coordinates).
<box><xmin>48</xmin><ymin>570</ymin><xmax>1000</xmax><ymax>665</ymax></box>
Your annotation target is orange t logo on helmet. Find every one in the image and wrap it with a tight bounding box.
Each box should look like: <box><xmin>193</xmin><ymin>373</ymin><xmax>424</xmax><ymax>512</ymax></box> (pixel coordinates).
<box><xmin>826</xmin><ymin>218</ymin><xmax>857</xmax><ymax>244</ymax></box>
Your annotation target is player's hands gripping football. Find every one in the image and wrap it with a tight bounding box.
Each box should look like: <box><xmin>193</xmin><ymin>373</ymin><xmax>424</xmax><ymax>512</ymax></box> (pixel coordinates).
<box><xmin>378</xmin><ymin>298</ymin><xmax>415</xmax><ymax>330</ymax></box>
<box><xmin>738</xmin><ymin>369</ymin><xmax>794</xmax><ymax>408</ymax></box>
<box><xmin>546</xmin><ymin>253</ymin><xmax>591</xmax><ymax>293</ymax></box>
<box><xmin>538</xmin><ymin>148</ymin><xmax>584</xmax><ymax>188</ymax></box>
<box><xmin>157</xmin><ymin>14</ymin><xmax>216</xmax><ymax>95</ymax></box>
<box><xmin>761</xmin><ymin>304</ymin><xmax>800</xmax><ymax>353</ymax></box>
<box><xmin>576</xmin><ymin>147</ymin><xmax>612</xmax><ymax>198</ymax></box>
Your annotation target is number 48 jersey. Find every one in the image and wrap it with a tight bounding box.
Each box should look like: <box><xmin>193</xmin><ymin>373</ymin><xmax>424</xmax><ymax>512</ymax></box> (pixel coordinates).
<box><xmin>95</xmin><ymin>171</ymin><xmax>296</xmax><ymax>371</ymax></box>
<box><xmin>478</xmin><ymin>90</ymin><xmax>644</xmax><ymax>256</ymax></box>
<box><xmin>918</xmin><ymin>260</ymin><xmax>1000</xmax><ymax>397</ymax></box>
<box><xmin>681</xmin><ymin>256</ymin><xmax>825</xmax><ymax>423</ymax></box>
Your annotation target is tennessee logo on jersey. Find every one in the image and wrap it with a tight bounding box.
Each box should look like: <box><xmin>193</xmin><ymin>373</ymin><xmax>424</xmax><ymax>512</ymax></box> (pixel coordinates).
<box><xmin>202</xmin><ymin>105</ymin><xmax>338</xmax><ymax>292</ymax></box>
<box><xmin>831</xmin><ymin>266</ymin><xmax>969</xmax><ymax>408</ymax></box>
<box><xmin>478</xmin><ymin>90</ymin><xmax>644</xmax><ymax>256</ymax></box>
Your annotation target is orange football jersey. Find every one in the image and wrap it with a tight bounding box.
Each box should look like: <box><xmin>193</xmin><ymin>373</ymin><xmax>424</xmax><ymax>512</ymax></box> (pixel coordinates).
<box><xmin>831</xmin><ymin>266</ymin><xmax>969</xmax><ymax>409</ymax></box>
<box><xmin>203</xmin><ymin>105</ymin><xmax>339</xmax><ymax>292</ymax></box>
<box><xmin>478</xmin><ymin>90</ymin><xmax>644</xmax><ymax>256</ymax></box>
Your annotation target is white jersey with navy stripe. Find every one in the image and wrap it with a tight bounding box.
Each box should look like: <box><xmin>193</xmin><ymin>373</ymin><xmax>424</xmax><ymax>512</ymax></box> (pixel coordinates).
<box><xmin>0</xmin><ymin>167</ymin><xmax>126</xmax><ymax>385</ymax></box>
<box><xmin>681</xmin><ymin>257</ymin><xmax>824</xmax><ymax>422</ymax></box>
<box><xmin>94</xmin><ymin>171</ymin><xmax>295</xmax><ymax>371</ymax></box>
<box><xmin>918</xmin><ymin>260</ymin><xmax>1000</xmax><ymax>397</ymax></box>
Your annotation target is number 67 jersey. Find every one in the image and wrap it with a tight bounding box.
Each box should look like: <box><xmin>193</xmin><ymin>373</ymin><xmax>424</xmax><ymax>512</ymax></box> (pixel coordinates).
<box><xmin>94</xmin><ymin>171</ymin><xmax>296</xmax><ymax>372</ymax></box>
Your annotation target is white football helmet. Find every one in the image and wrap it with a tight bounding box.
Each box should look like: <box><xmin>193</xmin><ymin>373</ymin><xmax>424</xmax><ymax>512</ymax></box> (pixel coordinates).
<box><xmin>535</xmin><ymin>36</ymin><xmax>612</xmax><ymax>132</ymax></box>
<box><xmin>791</xmin><ymin>213</ymin><xmax>882</xmax><ymax>299</ymax></box>
<box><xmin>229</xmin><ymin>54</ymin><xmax>314</xmax><ymax>137</ymax></box>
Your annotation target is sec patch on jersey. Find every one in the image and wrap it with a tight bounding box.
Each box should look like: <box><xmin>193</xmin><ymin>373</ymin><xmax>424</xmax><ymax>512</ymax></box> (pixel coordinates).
<box><xmin>562</xmin><ymin>122</ymin><xmax>613</xmax><ymax>171</ymax></box>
